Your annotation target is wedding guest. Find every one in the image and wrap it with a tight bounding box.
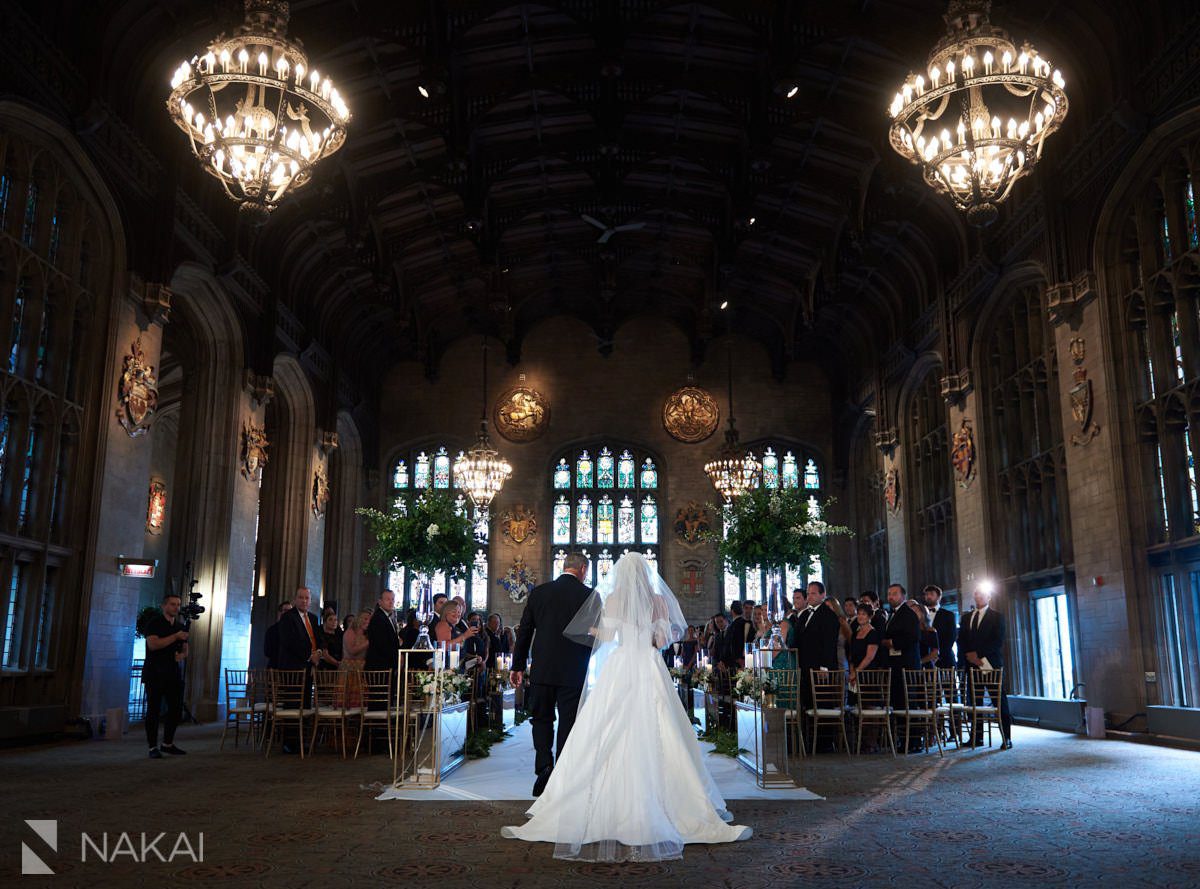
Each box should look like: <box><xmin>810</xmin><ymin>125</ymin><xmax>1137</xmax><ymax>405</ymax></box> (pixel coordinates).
<box><xmin>486</xmin><ymin>613</ymin><xmax>510</xmax><ymax>669</ymax></box>
<box><xmin>922</xmin><ymin>585</ymin><xmax>958</xmax><ymax>668</ymax></box>
<box><xmin>722</xmin><ymin>602</ymin><xmax>753</xmax><ymax>669</ymax></box>
<box><xmin>681</xmin><ymin>626</ymin><xmax>699</xmax><ymax>670</ymax></box>
<box><xmin>263</xmin><ymin>601</ymin><xmax>292</xmax><ymax>670</ymax></box>
<box><xmin>426</xmin><ymin>593</ymin><xmax>448</xmax><ymax>629</ymax></box>
<box><xmin>860</xmin><ymin>591</ymin><xmax>888</xmax><ymax>633</ymax></box>
<box><xmin>881</xmin><ymin>583</ymin><xmax>921</xmax><ymax>711</ymax></box>
<box><xmin>341</xmin><ymin>611</ymin><xmax>370</xmax><ymax>669</ymax></box>
<box><xmin>961</xmin><ymin>583</ymin><xmax>1013</xmax><ymax>748</ymax></box>
<box><xmin>848</xmin><ymin>603</ymin><xmax>881</xmax><ymax>682</ymax></box>
<box><xmin>366</xmin><ymin>590</ymin><xmax>401</xmax><ymax>676</ymax></box>
<box><xmin>752</xmin><ymin>604</ymin><xmax>772</xmax><ymax>643</ymax></box>
<box><xmin>784</xmin><ymin>588</ymin><xmax>804</xmax><ymax>624</ymax></box>
<box><xmin>399</xmin><ymin>608</ymin><xmax>422</xmax><ymax>649</ymax></box>
<box><xmin>789</xmin><ymin>582</ymin><xmax>841</xmax><ymax>672</ymax></box>
<box><xmin>276</xmin><ymin>588</ymin><xmax>322</xmax><ymax>753</ymax></box>
<box><xmin>435</xmin><ymin>600</ymin><xmax>481</xmax><ymax>648</ymax></box>
<box><xmin>909</xmin><ymin>599</ymin><xmax>940</xmax><ymax>667</ymax></box>
<box><xmin>317</xmin><ymin>609</ymin><xmax>343</xmax><ymax>670</ymax></box>
<box><xmin>463</xmin><ymin>610</ymin><xmax>490</xmax><ymax>669</ymax></box>
<box><xmin>836</xmin><ymin>598</ymin><xmax>857</xmax><ymax>672</ymax></box>
<box><xmin>451</xmin><ymin>596</ymin><xmax>469</xmax><ymax>634</ymax></box>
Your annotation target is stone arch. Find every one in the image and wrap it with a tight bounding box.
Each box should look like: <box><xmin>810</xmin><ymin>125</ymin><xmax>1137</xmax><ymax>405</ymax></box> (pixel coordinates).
<box><xmin>324</xmin><ymin>409</ymin><xmax>366</xmax><ymax>613</ymax></box>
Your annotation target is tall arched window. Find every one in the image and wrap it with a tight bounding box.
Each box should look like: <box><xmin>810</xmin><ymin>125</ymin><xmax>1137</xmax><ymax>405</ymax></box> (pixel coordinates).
<box><xmin>549</xmin><ymin>445</ymin><xmax>660</xmax><ymax>586</ymax></box>
<box><xmin>905</xmin><ymin>370</ymin><xmax>959</xmax><ymax>596</ymax></box>
<box><xmin>1118</xmin><ymin>149</ymin><xmax>1200</xmax><ymax>708</ymax></box>
<box><xmin>982</xmin><ymin>282</ymin><xmax>1073</xmax><ymax>698</ymax></box>
<box><xmin>722</xmin><ymin>443</ymin><xmax>825</xmax><ymax>610</ymax></box>
<box><xmin>386</xmin><ymin>445</ymin><xmax>490</xmax><ymax>613</ymax></box>
<box><xmin>853</xmin><ymin>421</ymin><xmax>889</xmax><ymax>597</ymax></box>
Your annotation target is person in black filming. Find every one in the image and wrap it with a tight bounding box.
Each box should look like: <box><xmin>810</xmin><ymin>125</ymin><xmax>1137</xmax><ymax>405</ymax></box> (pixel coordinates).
<box><xmin>141</xmin><ymin>591</ymin><xmax>189</xmax><ymax>759</ymax></box>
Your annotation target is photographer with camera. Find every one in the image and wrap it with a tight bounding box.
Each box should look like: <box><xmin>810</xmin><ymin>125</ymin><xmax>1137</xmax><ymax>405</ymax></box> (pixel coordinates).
<box><xmin>142</xmin><ymin>591</ymin><xmax>189</xmax><ymax>759</ymax></box>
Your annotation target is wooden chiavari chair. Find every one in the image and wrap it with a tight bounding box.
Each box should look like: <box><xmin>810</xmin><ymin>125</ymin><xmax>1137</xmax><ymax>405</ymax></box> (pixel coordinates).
<box><xmin>247</xmin><ymin>668</ymin><xmax>271</xmax><ymax>748</ymax></box>
<box><xmin>966</xmin><ymin>667</ymin><xmax>1004</xmax><ymax>748</ymax></box>
<box><xmin>848</xmin><ymin>669</ymin><xmax>895</xmax><ymax>756</ymax></box>
<box><xmin>356</xmin><ymin>670</ymin><xmax>396</xmax><ymax>759</ymax></box>
<box><xmin>265</xmin><ymin>669</ymin><xmax>314</xmax><ymax>758</ymax></box>
<box><xmin>806</xmin><ymin>669</ymin><xmax>850</xmax><ymax>755</ymax></box>
<box><xmin>934</xmin><ymin>667</ymin><xmax>964</xmax><ymax>748</ymax></box>
<box><xmin>220</xmin><ymin>669</ymin><xmax>253</xmax><ymax>750</ymax></box>
<box><xmin>764</xmin><ymin>657</ymin><xmax>806</xmax><ymax>761</ymax></box>
<box><xmin>309</xmin><ymin>671</ymin><xmax>362</xmax><ymax>758</ymax></box>
<box><xmin>896</xmin><ymin>669</ymin><xmax>943</xmax><ymax>756</ymax></box>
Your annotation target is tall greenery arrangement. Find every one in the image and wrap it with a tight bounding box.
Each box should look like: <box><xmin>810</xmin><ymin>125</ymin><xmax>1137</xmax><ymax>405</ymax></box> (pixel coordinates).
<box><xmin>704</xmin><ymin>486</ymin><xmax>851</xmax><ymax>574</ymax></box>
<box><xmin>356</xmin><ymin>492</ymin><xmax>479</xmax><ymax>579</ymax></box>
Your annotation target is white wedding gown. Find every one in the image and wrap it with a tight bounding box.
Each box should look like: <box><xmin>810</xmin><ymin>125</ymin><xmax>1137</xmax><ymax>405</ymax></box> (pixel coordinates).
<box><xmin>502</xmin><ymin>554</ymin><xmax>751</xmax><ymax>861</ymax></box>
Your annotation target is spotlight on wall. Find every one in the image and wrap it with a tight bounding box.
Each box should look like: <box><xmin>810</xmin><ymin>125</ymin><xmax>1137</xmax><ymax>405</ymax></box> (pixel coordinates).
<box><xmin>976</xmin><ymin>578</ymin><xmax>996</xmax><ymax>595</ymax></box>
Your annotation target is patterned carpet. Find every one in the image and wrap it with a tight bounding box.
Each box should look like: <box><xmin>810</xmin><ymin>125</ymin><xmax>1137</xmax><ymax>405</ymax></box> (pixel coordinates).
<box><xmin>2</xmin><ymin>722</ymin><xmax>1198</xmax><ymax>888</ymax></box>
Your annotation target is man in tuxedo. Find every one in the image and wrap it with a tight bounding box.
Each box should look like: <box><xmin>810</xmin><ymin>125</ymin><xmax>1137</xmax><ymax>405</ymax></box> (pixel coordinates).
<box><xmin>784</xmin><ymin>588</ymin><xmax>805</xmax><ymax>625</ymax></box>
<box><xmin>922</xmin><ymin>584</ymin><xmax>958</xmax><ymax>668</ymax></box>
<box><xmin>366</xmin><ymin>589</ymin><xmax>401</xmax><ymax>674</ymax></box>
<box><xmin>426</xmin><ymin>593</ymin><xmax>448</xmax><ymax>630</ymax></box>
<box><xmin>795</xmin><ymin>581</ymin><xmax>841</xmax><ymax>672</ymax></box>
<box><xmin>961</xmin><ymin>583</ymin><xmax>1013</xmax><ymax>748</ymax></box>
<box><xmin>722</xmin><ymin>601</ymin><xmax>754</xmax><ymax>670</ymax></box>
<box><xmin>510</xmin><ymin>552</ymin><xmax>594</xmax><ymax>796</ymax></box>
<box><xmin>881</xmin><ymin>583</ymin><xmax>921</xmax><ymax>710</ymax></box>
<box><xmin>263</xmin><ymin>600</ymin><xmax>292</xmax><ymax>669</ymax></box>
<box><xmin>276</xmin><ymin>588</ymin><xmax>322</xmax><ymax>753</ymax></box>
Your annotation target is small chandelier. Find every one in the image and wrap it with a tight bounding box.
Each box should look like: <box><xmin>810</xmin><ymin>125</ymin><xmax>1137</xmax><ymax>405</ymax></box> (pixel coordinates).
<box><xmin>887</xmin><ymin>0</ymin><xmax>1067</xmax><ymax>226</ymax></box>
<box><xmin>454</xmin><ymin>340</ymin><xmax>512</xmax><ymax>510</ymax></box>
<box><xmin>166</xmin><ymin>0</ymin><xmax>351</xmax><ymax>217</ymax></box>
<box><xmin>704</xmin><ymin>345</ymin><xmax>761</xmax><ymax>501</ymax></box>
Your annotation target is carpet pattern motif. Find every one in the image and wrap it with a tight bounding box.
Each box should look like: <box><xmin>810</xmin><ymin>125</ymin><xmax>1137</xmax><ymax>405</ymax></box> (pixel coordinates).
<box><xmin>1</xmin><ymin>724</ymin><xmax>1197</xmax><ymax>888</ymax></box>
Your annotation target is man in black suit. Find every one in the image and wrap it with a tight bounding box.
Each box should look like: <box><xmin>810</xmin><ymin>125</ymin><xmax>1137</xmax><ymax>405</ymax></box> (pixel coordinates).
<box><xmin>275</xmin><ymin>587</ymin><xmax>322</xmax><ymax>754</ymax></box>
<box><xmin>722</xmin><ymin>601</ymin><xmax>754</xmax><ymax>670</ymax></box>
<box><xmin>784</xmin><ymin>588</ymin><xmax>805</xmax><ymax>625</ymax></box>
<box><xmin>881</xmin><ymin>583</ymin><xmax>921</xmax><ymax>709</ymax></box>
<box><xmin>510</xmin><ymin>552</ymin><xmax>594</xmax><ymax>796</ymax></box>
<box><xmin>961</xmin><ymin>583</ymin><xmax>1013</xmax><ymax>748</ymax></box>
<box><xmin>263</xmin><ymin>601</ymin><xmax>292</xmax><ymax>669</ymax></box>
<box><xmin>365</xmin><ymin>589</ymin><xmax>401</xmax><ymax>674</ymax></box>
<box><xmin>922</xmin><ymin>584</ymin><xmax>958</xmax><ymax>668</ymax></box>
<box><xmin>795</xmin><ymin>581</ymin><xmax>841</xmax><ymax>672</ymax></box>
<box><xmin>425</xmin><ymin>593</ymin><xmax>447</xmax><ymax>631</ymax></box>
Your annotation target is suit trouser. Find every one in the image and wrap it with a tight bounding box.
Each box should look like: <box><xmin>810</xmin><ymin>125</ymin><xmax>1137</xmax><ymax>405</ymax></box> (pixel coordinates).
<box><xmin>528</xmin><ymin>682</ymin><xmax>582</xmax><ymax>774</ymax></box>
<box><xmin>145</xmin><ymin>679</ymin><xmax>183</xmax><ymax>748</ymax></box>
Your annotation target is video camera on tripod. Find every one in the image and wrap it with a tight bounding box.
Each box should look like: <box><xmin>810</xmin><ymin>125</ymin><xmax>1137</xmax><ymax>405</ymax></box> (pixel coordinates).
<box><xmin>177</xmin><ymin>560</ymin><xmax>206</xmax><ymax>628</ymax></box>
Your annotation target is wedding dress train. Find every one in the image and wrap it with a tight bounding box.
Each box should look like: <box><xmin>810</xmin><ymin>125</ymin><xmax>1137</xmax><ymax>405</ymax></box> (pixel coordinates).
<box><xmin>502</xmin><ymin>553</ymin><xmax>751</xmax><ymax>861</ymax></box>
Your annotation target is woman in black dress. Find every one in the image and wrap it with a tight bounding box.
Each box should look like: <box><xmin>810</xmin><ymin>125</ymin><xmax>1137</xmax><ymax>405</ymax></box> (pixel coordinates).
<box><xmin>848</xmin><ymin>603</ymin><xmax>881</xmax><ymax>687</ymax></box>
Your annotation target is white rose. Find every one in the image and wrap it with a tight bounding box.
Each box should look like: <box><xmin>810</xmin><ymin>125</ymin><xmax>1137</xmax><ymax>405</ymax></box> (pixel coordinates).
<box><xmin>426</xmin><ymin>523</ymin><xmax>440</xmax><ymax>538</ymax></box>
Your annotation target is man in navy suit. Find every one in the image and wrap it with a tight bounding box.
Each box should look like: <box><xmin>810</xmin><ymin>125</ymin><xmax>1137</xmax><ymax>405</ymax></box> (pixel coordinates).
<box><xmin>961</xmin><ymin>582</ymin><xmax>1013</xmax><ymax>749</ymax></box>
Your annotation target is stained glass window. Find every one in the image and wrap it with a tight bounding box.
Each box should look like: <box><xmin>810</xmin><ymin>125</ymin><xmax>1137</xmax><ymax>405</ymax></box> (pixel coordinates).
<box><xmin>18</xmin><ymin>426</ymin><xmax>37</xmax><ymax>532</ymax></box>
<box><xmin>553</xmin><ymin>550</ymin><xmax>567</xmax><ymax>578</ymax></box>
<box><xmin>1161</xmin><ymin>212</ymin><xmax>1173</xmax><ymax>262</ymax></box>
<box><xmin>640</xmin><ymin>496</ymin><xmax>658</xmax><ymax>543</ymax></box>
<box><xmin>597</xmin><ymin>548</ymin><xmax>615</xmax><ymax>583</ymax></box>
<box><xmin>781</xmin><ymin>451</ymin><xmax>799</xmax><ymax>488</ymax></box>
<box><xmin>414</xmin><ymin>452</ymin><xmax>430</xmax><ymax>489</ymax></box>
<box><xmin>389</xmin><ymin>445</ymin><xmax>490</xmax><ymax>611</ymax></box>
<box><xmin>644</xmin><ymin>549</ymin><xmax>657</xmax><ymax>569</ymax></box>
<box><xmin>553</xmin><ymin>496</ymin><xmax>571</xmax><ymax>544</ymax></box>
<box><xmin>48</xmin><ymin>206</ymin><xmax>62</xmax><ymax>265</ymax></box>
<box><xmin>1140</xmin><ymin>327</ymin><xmax>1156</xmax><ymax>398</ymax></box>
<box><xmin>0</xmin><ymin>413</ymin><xmax>10</xmax><ymax>492</ymax></box>
<box><xmin>0</xmin><ymin>172</ymin><xmax>9</xmax><ymax>229</ymax></box>
<box><xmin>1172</xmin><ymin>312</ymin><xmax>1186</xmax><ymax>383</ymax></box>
<box><xmin>1185</xmin><ymin>423</ymin><xmax>1199</xmax><ymax>535</ymax></box>
<box><xmin>618</xmin><ymin>450</ymin><xmax>635</xmax><ymax>487</ymax></box>
<box><xmin>550</xmin><ymin>445</ymin><xmax>660</xmax><ymax>578</ymax></box>
<box><xmin>1186</xmin><ymin>176</ymin><xmax>1198</xmax><ymax>251</ymax></box>
<box><xmin>576</xmin><ymin>496</ymin><xmax>593</xmax><ymax>543</ymax></box>
<box><xmin>723</xmin><ymin>442</ymin><xmax>825</xmax><ymax>607</ymax></box>
<box><xmin>617</xmin><ymin>496</ymin><xmax>635</xmax><ymax>543</ymax></box>
<box><xmin>804</xmin><ymin>458</ymin><xmax>820</xmax><ymax>489</ymax></box>
<box><xmin>597</xmin><ymin>495</ymin><xmax>614</xmax><ymax>543</ymax></box>
<box><xmin>808</xmin><ymin>495</ymin><xmax>821</xmax><ymax>519</ymax></box>
<box><xmin>433</xmin><ymin>447</ymin><xmax>452</xmax><ymax>488</ymax></box>
<box><xmin>10</xmin><ymin>276</ymin><xmax>26</xmax><ymax>374</ymax></box>
<box><xmin>1156</xmin><ymin>444</ymin><xmax>1170</xmax><ymax>538</ymax></box>
<box><xmin>597</xmin><ymin>447</ymin><xmax>615</xmax><ymax>488</ymax></box>
<box><xmin>21</xmin><ymin>181</ymin><xmax>37</xmax><ymax>247</ymax></box>
<box><xmin>35</xmin><ymin>299</ymin><xmax>50</xmax><ymax>384</ymax></box>
<box><xmin>762</xmin><ymin>447</ymin><xmax>779</xmax><ymax>488</ymax></box>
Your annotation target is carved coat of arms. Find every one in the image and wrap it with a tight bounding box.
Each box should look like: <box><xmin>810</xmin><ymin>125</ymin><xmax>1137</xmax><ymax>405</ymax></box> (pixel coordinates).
<box><xmin>498</xmin><ymin>556</ymin><xmax>537</xmax><ymax>603</ymax></box>
<box><xmin>115</xmin><ymin>337</ymin><xmax>158</xmax><ymax>437</ymax></box>
<box><xmin>494</xmin><ymin>386</ymin><xmax>550</xmax><ymax>442</ymax></box>
<box><xmin>241</xmin><ymin>423</ymin><xmax>270</xmax><ymax>482</ymax></box>
<box><xmin>884</xmin><ymin>466</ymin><xmax>901</xmax><ymax>516</ymax></box>
<box><xmin>673</xmin><ymin>501</ymin><xmax>712</xmax><ymax>547</ymax></box>
<box><xmin>311</xmin><ymin>463</ymin><xmax>330</xmax><ymax>518</ymax></box>
<box><xmin>146</xmin><ymin>480</ymin><xmax>167</xmax><ymax>535</ymax></box>
<box><xmin>1068</xmin><ymin>336</ymin><xmax>1101</xmax><ymax>445</ymax></box>
<box><xmin>662</xmin><ymin>386</ymin><xmax>720</xmax><ymax>443</ymax></box>
<box><xmin>500</xmin><ymin>504</ymin><xmax>537</xmax><ymax>544</ymax></box>
<box><xmin>951</xmin><ymin>418</ymin><xmax>977</xmax><ymax>488</ymax></box>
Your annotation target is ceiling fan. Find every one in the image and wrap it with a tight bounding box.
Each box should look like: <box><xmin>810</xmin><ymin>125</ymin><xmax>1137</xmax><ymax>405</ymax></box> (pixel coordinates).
<box><xmin>581</xmin><ymin>213</ymin><xmax>646</xmax><ymax>244</ymax></box>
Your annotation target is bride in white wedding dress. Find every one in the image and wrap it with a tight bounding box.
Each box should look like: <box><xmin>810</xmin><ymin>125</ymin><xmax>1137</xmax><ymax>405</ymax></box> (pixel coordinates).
<box><xmin>502</xmin><ymin>552</ymin><xmax>751</xmax><ymax>861</ymax></box>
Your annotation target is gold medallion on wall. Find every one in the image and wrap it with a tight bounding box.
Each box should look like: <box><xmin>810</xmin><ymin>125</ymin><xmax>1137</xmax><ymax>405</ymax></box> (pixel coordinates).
<box><xmin>662</xmin><ymin>386</ymin><xmax>720</xmax><ymax>443</ymax></box>
<box><xmin>494</xmin><ymin>385</ymin><xmax>550</xmax><ymax>443</ymax></box>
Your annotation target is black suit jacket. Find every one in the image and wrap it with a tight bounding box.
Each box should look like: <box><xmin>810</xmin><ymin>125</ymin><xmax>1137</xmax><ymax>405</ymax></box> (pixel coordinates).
<box><xmin>882</xmin><ymin>603</ymin><xmax>921</xmax><ymax>669</ymax></box>
<box><xmin>512</xmin><ymin>574</ymin><xmax>594</xmax><ymax>688</ymax></box>
<box><xmin>277</xmin><ymin>609</ymin><xmax>320</xmax><ymax>670</ymax></box>
<box><xmin>264</xmin><ymin>621</ymin><xmax>282</xmax><ymax>669</ymax></box>
<box><xmin>722</xmin><ymin>615</ymin><xmax>753</xmax><ymax>667</ymax></box>
<box><xmin>870</xmin><ymin>610</ymin><xmax>888</xmax><ymax>634</ymax></box>
<box><xmin>962</xmin><ymin>607</ymin><xmax>1005</xmax><ymax>668</ymax></box>
<box><xmin>796</xmin><ymin>604</ymin><xmax>841</xmax><ymax>670</ymax></box>
<box><xmin>365</xmin><ymin>606</ymin><xmax>401</xmax><ymax>671</ymax></box>
<box><xmin>930</xmin><ymin>607</ymin><xmax>958</xmax><ymax>667</ymax></box>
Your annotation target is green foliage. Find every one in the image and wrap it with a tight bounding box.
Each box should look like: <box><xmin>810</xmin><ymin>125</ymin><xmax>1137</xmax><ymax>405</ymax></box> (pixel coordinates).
<box><xmin>356</xmin><ymin>492</ymin><xmax>479</xmax><ymax>579</ymax></box>
<box><xmin>703</xmin><ymin>486</ymin><xmax>852</xmax><ymax>574</ymax></box>
<box><xmin>698</xmin><ymin>725</ymin><xmax>747</xmax><ymax>758</ymax></box>
<box><xmin>513</xmin><ymin>709</ymin><xmax>530</xmax><ymax>726</ymax></box>
<box><xmin>459</xmin><ymin>726</ymin><xmax>511</xmax><ymax>759</ymax></box>
<box><xmin>134</xmin><ymin>606</ymin><xmax>161</xmax><ymax>638</ymax></box>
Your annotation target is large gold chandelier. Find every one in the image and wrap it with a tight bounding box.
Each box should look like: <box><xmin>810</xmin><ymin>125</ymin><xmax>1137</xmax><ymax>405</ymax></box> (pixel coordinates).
<box><xmin>887</xmin><ymin>0</ymin><xmax>1067</xmax><ymax>226</ymax></box>
<box><xmin>704</xmin><ymin>345</ymin><xmax>761</xmax><ymax>501</ymax></box>
<box><xmin>454</xmin><ymin>341</ymin><xmax>512</xmax><ymax>510</ymax></box>
<box><xmin>166</xmin><ymin>0</ymin><xmax>350</xmax><ymax>217</ymax></box>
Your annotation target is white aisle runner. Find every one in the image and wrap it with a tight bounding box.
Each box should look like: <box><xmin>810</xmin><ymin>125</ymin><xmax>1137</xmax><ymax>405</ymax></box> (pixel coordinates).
<box><xmin>376</xmin><ymin>720</ymin><xmax>823</xmax><ymax>802</ymax></box>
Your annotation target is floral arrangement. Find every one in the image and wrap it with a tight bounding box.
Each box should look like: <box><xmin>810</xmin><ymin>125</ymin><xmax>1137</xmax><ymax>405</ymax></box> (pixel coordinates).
<box><xmin>413</xmin><ymin>670</ymin><xmax>473</xmax><ymax>704</ymax></box>
<box><xmin>704</xmin><ymin>487</ymin><xmax>852</xmax><ymax>575</ymax></box>
<box><xmin>692</xmin><ymin>664</ymin><xmax>713</xmax><ymax>692</ymax></box>
<box><xmin>733</xmin><ymin>667</ymin><xmax>777</xmax><ymax>701</ymax></box>
<box><xmin>357</xmin><ymin>492</ymin><xmax>479</xmax><ymax>579</ymax></box>
<box><xmin>669</xmin><ymin>666</ymin><xmax>688</xmax><ymax>681</ymax></box>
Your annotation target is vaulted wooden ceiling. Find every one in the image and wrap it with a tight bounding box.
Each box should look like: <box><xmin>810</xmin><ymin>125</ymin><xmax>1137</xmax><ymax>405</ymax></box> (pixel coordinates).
<box><xmin>37</xmin><ymin>0</ymin><xmax>1154</xmax><ymax>388</ymax></box>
